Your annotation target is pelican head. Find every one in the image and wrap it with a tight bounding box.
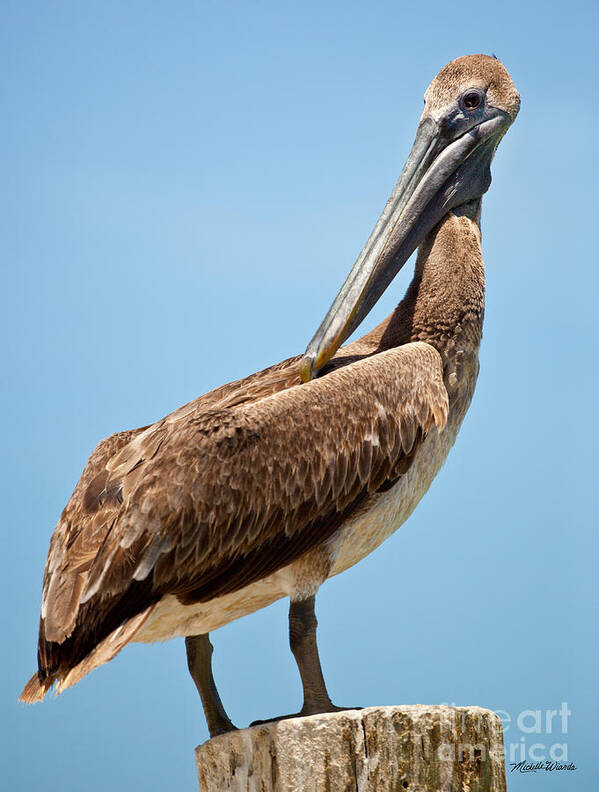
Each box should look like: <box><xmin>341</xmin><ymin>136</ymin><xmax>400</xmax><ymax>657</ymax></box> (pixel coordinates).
<box><xmin>301</xmin><ymin>54</ymin><xmax>520</xmax><ymax>381</ymax></box>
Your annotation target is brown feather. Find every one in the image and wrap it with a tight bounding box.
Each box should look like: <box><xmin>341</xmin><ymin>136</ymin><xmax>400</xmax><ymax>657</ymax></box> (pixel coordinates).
<box><xmin>22</xmin><ymin>199</ymin><xmax>495</xmax><ymax>701</ymax></box>
<box><xmin>24</xmin><ymin>339</ymin><xmax>448</xmax><ymax>696</ymax></box>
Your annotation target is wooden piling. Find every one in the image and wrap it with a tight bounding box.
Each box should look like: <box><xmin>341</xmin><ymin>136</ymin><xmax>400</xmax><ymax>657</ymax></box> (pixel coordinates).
<box><xmin>195</xmin><ymin>705</ymin><xmax>507</xmax><ymax>791</ymax></box>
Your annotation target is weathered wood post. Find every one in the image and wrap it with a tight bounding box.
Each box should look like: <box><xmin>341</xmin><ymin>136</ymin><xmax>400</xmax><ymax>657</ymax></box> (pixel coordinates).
<box><xmin>195</xmin><ymin>705</ymin><xmax>507</xmax><ymax>791</ymax></box>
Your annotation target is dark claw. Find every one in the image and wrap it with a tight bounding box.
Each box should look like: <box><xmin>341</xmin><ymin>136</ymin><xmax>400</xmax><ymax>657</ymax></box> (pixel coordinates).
<box><xmin>250</xmin><ymin>705</ymin><xmax>362</xmax><ymax>728</ymax></box>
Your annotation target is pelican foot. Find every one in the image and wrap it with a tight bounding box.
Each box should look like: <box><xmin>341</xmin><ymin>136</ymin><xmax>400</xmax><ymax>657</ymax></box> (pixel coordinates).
<box><xmin>250</xmin><ymin>704</ymin><xmax>361</xmax><ymax>727</ymax></box>
<box><xmin>209</xmin><ymin>719</ymin><xmax>239</xmax><ymax>737</ymax></box>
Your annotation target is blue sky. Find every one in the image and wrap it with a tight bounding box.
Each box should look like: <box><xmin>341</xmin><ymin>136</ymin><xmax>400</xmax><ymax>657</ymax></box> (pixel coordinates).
<box><xmin>2</xmin><ymin>1</ymin><xmax>598</xmax><ymax>789</ymax></box>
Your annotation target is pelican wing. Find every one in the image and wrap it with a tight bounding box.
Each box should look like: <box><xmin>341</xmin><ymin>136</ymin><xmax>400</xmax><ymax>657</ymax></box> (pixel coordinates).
<box><xmin>29</xmin><ymin>341</ymin><xmax>448</xmax><ymax>697</ymax></box>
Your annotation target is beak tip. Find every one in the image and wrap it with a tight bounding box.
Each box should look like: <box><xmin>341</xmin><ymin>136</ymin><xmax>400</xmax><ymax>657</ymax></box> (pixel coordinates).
<box><xmin>299</xmin><ymin>355</ymin><xmax>315</xmax><ymax>383</ymax></box>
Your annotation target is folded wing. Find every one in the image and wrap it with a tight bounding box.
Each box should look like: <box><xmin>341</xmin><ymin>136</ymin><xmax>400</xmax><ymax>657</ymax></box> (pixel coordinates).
<box><xmin>23</xmin><ymin>341</ymin><xmax>448</xmax><ymax>700</ymax></box>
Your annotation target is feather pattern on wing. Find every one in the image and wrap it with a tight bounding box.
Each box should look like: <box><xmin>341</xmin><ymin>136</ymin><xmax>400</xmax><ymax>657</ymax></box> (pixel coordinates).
<box><xmin>24</xmin><ymin>341</ymin><xmax>448</xmax><ymax>698</ymax></box>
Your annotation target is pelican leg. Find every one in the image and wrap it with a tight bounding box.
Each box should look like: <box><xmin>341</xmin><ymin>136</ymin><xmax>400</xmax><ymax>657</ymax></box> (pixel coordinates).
<box><xmin>185</xmin><ymin>633</ymin><xmax>237</xmax><ymax>738</ymax></box>
<box><xmin>289</xmin><ymin>594</ymin><xmax>337</xmax><ymax>714</ymax></box>
<box><xmin>252</xmin><ymin>594</ymin><xmax>348</xmax><ymax>726</ymax></box>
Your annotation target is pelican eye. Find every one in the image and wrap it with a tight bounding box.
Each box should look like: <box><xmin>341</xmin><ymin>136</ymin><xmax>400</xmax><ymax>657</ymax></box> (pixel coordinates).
<box><xmin>461</xmin><ymin>90</ymin><xmax>483</xmax><ymax>111</ymax></box>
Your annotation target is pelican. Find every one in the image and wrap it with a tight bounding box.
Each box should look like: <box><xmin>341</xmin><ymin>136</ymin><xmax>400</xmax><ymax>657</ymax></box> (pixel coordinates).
<box><xmin>20</xmin><ymin>54</ymin><xmax>519</xmax><ymax>737</ymax></box>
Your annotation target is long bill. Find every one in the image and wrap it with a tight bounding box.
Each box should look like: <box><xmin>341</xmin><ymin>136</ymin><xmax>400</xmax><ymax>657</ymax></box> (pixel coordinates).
<box><xmin>299</xmin><ymin>110</ymin><xmax>510</xmax><ymax>382</ymax></box>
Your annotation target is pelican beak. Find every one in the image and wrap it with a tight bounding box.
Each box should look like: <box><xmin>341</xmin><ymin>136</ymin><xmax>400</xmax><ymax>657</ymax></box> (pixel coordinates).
<box><xmin>300</xmin><ymin>106</ymin><xmax>512</xmax><ymax>382</ymax></box>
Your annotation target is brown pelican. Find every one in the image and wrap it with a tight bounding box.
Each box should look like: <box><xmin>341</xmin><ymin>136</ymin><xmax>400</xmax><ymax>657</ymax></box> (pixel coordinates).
<box><xmin>20</xmin><ymin>54</ymin><xmax>519</xmax><ymax>738</ymax></box>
